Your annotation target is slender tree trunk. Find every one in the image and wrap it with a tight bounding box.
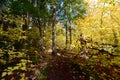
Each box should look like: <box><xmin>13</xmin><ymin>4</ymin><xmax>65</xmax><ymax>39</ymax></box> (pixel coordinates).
<box><xmin>52</xmin><ymin>0</ymin><xmax>57</xmax><ymax>55</ymax></box>
<box><xmin>35</xmin><ymin>0</ymin><xmax>44</xmax><ymax>56</ymax></box>
<box><xmin>68</xmin><ymin>3</ymin><xmax>72</xmax><ymax>49</ymax></box>
<box><xmin>0</xmin><ymin>3</ymin><xmax>3</xmax><ymax>13</ymax></box>
<box><xmin>38</xmin><ymin>19</ymin><xmax>44</xmax><ymax>57</ymax></box>
<box><xmin>65</xmin><ymin>21</ymin><xmax>68</xmax><ymax>49</ymax></box>
<box><xmin>100</xmin><ymin>1</ymin><xmax>105</xmax><ymax>47</ymax></box>
<box><xmin>69</xmin><ymin>24</ymin><xmax>72</xmax><ymax>50</ymax></box>
<box><xmin>69</xmin><ymin>20</ymin><xmax>72</xmax><ymax>44</ymax></box>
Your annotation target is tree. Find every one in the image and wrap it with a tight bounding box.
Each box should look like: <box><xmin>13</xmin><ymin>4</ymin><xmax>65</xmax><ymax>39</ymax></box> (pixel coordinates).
<box><xmin>58</xmin><ymin>0</ymin><xmax>87</xmax><ymax>50</ymax></box>
<box><xmin>75</xmin><ymin>0</ymin><xmax>120</xmax><ymax>55</ymax></box>
<box><xmin>52</xmin><ymin>0</ymin><xmax>57</xmax><ymax>55</ymax></box>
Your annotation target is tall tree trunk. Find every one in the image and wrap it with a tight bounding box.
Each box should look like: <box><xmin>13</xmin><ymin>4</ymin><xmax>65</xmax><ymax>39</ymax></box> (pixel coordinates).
<box><xmin>65</xmin><ymin>21</ymin><xmax>68</xmax><ymax>49</ymax></box>
<box><xmin>0</xmin><ymin>2</ymin><xmax>3</xmax><ymax>13</ymax></box>
<box><xmin>52</xmin><ymin>0</ymin><xmax>57</xmax><ymax>56</ymax></box>
<box><xmin>100</xmin><ymin>1</ymin><xmax>105</xmax><ymax>49</ymax></box>
<box><xmin>39</xmin><ymin>26</ymin><xmax>44</xmax><ymax>56</ymax></box>
<box><xmin>69</xmin><ymin>23</ymin><xmax>72</xmax><ymax>50</ymax></box>
<box><xmin>38</xmin><ymin>21</ymin><xmax>44</xmax><ymax>57</ymax></box>
<box><xmin>68</xmin><ymin>3</ymin><xmax>72</xmax><ymax>48</ymax></box>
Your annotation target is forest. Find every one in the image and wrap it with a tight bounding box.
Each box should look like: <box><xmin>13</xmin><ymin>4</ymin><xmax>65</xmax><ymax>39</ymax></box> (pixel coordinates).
<box><xmin>0</xmin><ymin>0</ymin><xmax>120</xmax><ymax>80</ymax></box>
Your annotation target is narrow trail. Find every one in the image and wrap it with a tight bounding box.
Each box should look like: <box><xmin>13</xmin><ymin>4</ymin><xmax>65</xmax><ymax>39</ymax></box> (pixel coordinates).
<box><xmin>28</xmin><ymin>52</ymin><xmax>86</xmax><ymax>80</ymax></box>
<box><xmin>27</xmin><ymin>51</ymin><xmax>120</xmax><ymax>80</ymax></box>
<box><xmin>47</xmin><ymin>56</ymin><xmax>85</xmax><ymax>80</ymax></box>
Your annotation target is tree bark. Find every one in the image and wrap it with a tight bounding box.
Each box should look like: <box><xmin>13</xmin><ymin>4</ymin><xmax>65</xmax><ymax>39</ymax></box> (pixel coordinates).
<box><xmin>69</xmin><ymin>24</ymin><xmax>72</xmax><ymax>50</ymax></box>
<box><xmin>65</xmin><ymin>21</ymin><xmax>68</xmax><ymax>49</ymax></box>
<box><xmin>100</xmin><ymin>1</ymin><xmax>105</xmax><ymax>48</ymax></box>
<box><xmin>69</xmin><ymin>21</ymin><xmax>72</xmax><ymax>45</ymax></box>
<box><xmin>38</xmin><ymin>19</ymin><xmax>44</xmax><ymax>57</ymax></box>
<box><xmin>52</xmin><ymin>0</ymin><xmax>57</xmax><ymax>56</ymax></box>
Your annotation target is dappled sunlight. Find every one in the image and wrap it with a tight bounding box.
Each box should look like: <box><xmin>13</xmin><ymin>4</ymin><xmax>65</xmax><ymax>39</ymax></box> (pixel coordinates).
<box><xmin>0</xmin><ymin>0</ymin><xmax>120</xmax><ymax>80</ymax></box>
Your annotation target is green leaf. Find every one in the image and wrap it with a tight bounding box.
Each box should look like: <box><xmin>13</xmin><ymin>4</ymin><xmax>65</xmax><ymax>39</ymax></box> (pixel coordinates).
<box><xmin>2</xmin><ymin>72</ymin><xmax>7</xmax><ymax>77</ymax></box>
<box><xmin>21</xmin><ymin>66</ymin><xmax>26</xmax><ymax>71</ymax></box>
<box><xmin>13</xmin><ymin>66</ymin><xmax>19</xmax><ymax>70</ymax></box>
<box><xmin>7</xmin><ymin>67</ymin><xmax>12</xmax><ymax>70</ymax></box>
<box><xmin>8</xmin><ymin>71</ymin><xmax>12</xmax><ymax>75</ymax></box>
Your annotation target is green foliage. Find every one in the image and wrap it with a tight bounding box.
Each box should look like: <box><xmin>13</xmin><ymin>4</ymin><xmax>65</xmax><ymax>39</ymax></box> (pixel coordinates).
<box><xmin>58</xmin><ymin>0</ymin><xmax>87</xmax><ymax>24</ymax></box>
<box><xmin>0</xmin><ymin>28</ymin><xmax>22</xmax><ymax>41</ymax></box>
<box><xmin>0</xmin><ymin>27</ymin><xmax>33</xmax><ymax>79</ymax></box>
<box><xmin>9</xmin><ymin>0</ymin><xmax>39</xmax><ymax>16</ymax></box>
<box><xmin>38</xmin><ymin>66</ymin><xmax>49</xmax><ymax>80</ymax></box>
<box><xmin>0</xmin><ymin>0</ymin><xmax>120</xmax><ymax>79</ymax></box>
<box><xmin>0</xmin><ymin>49</ymin><xmax>31</xmax><ymax>78</ymax></box>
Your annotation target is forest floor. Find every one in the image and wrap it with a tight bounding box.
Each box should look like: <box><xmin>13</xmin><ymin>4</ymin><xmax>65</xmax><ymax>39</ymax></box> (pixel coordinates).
<box><xmin>1</xmin><ymin>50</ymin><xmax>120</xmax><ymax>80</ymax></box>
<box><xmin>26</xmin><ymin>51</ymin><xmax>88</xmax><ymax>80</ymax></box>
<box><xmin>27</xmin><ymin>50</ymin><xmax>120</xmax><ymax>80</ymax></box>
